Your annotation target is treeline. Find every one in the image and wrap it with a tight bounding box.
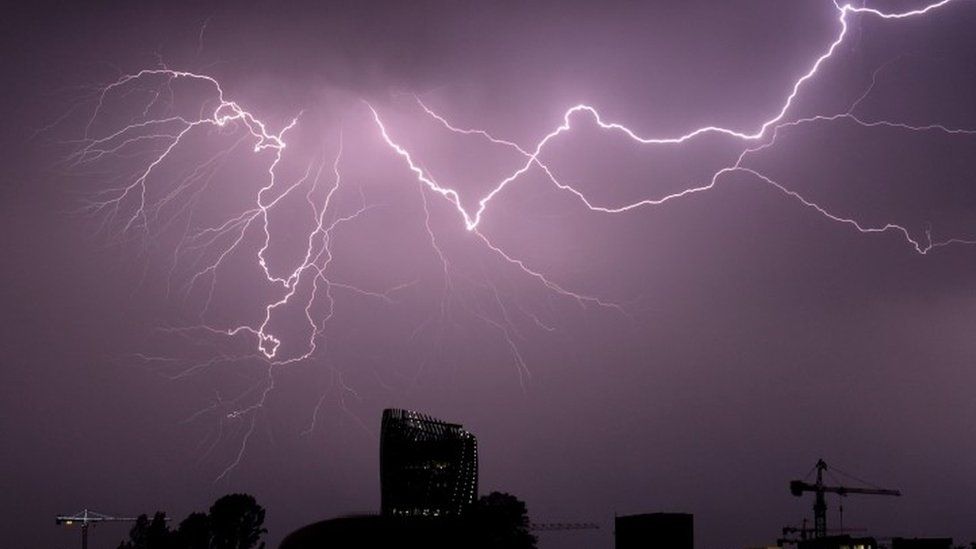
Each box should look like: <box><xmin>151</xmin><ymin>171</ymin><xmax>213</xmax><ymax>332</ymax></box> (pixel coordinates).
<box><xmin>118</xmin><ymin>490</ymin><xmax>538</xmax><ymax>549</ymax></box>
<box><xmin>117</xmin><ymin>493</ymin><xmax>266</xmax><ymax>549</ymax></box>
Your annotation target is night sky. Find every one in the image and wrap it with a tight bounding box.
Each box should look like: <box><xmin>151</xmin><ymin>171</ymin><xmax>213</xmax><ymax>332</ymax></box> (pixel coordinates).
<box><xmin>3</xmin><ymin>1</ymin><xmax>976</xmax><ymax>548</ymax></box>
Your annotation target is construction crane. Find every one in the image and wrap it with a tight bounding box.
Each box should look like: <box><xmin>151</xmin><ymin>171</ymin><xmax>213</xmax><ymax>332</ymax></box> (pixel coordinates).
<box><xmin>530</xmin><ymin>522</ymin><xmax>600</xmax><ymax>532</ymax></box>
<box><xmin>56</xmin><ymin>509</ymin><xmax>147</xmax><ymax>549</ymax></box>
<box><xmin>789</xmin><ymin>459</ymin><xmax>900</xmax><ymax>539</ymax></box>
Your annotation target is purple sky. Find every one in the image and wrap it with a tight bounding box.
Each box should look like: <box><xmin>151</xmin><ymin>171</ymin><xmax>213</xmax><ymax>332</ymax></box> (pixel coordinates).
<box><xmin>3</xmin><ymin>1</ymin><xmax>976</xmax><ymax>548</ymax></box>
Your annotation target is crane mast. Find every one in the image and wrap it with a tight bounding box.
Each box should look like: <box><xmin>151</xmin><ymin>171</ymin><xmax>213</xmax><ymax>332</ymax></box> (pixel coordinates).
<box><xmin>789</xmin><ymin>459</ymin><xmax>900</xmax><ymax>538</ymax></box>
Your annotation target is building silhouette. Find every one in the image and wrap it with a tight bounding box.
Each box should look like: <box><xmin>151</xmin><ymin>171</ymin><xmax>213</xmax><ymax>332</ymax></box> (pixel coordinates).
<box><xmin>279</xmin><ymin>514</ymin><xmax>469</xmax><ymax>549</ymax></box>
<box><xmin>615</xmin><ymin>512</ymin><xmax>693</xmax><ymax>549</ymax></box>
<box><xmin>380</xmin><ymin>408</ymin><xmax>478</xmax><ymax>518</ymax></box>
<box><xmin>797</xmin><ymin>536</ymin><xmax>877</xmax><ymax>549</ymax></box>
<box><xmin>891</xmin><ymin>539</ymin><xmax>953</xmax><ymax>549</ymax></box>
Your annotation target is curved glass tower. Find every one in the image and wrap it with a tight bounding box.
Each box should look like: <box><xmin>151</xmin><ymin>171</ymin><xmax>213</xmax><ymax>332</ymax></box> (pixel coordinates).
<box><xmin>380</xmin><ymin>409</ymin><xmax>478</xmax><ymax>518</ymax></box>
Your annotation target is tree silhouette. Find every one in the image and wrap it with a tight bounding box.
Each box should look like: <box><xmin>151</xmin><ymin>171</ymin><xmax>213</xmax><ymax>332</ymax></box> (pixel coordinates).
<box><xmin>472</xmin><ymin>492</ymin><xmax>537</xmax><ymax>549</ymax></box>
<box><xmin>116</xmin><ymin>494</ymin><xmax>266</xmax><ymax>549</ymax></box>
<box><xmin>118</xmin><ymin>512</ymin><xmax>174</xmax><ymax>549</ymax></box>
<box><xmin>209</xmin><ymin>493</ymin><xmax>267</xmax><ymax>549</ymax></box>
<box><xmin>175</xmin><ymin>512</ymin><xmax>210</xmax><ymax>549</ymax></box>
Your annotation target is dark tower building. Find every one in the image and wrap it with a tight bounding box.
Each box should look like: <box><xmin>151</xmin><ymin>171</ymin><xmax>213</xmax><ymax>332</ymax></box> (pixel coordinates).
<box><xmin>380</xmin><ymin>409</ymin><xmax>478</xmax><ymax>518</ymax></box>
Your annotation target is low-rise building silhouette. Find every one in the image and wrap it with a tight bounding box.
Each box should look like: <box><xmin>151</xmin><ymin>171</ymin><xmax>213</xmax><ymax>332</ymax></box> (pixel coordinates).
<box><xmin>891</xmin><ymin>538</ymin><xmax>953</xmax><ymax>549</ymax></box>
<box><xmin>797</xmin><ymin>535</ymin><xmax>877</xmax><ymax>549</ymax></box>
<box><xmin>279</xmin><ymin>514</ymin><xmax>469</xmax><ymax>549</ymax></box>
<box><xmin>615</xmin><ymin>512</ymin><xmax>693</xmax><ymax>549</ymax></box>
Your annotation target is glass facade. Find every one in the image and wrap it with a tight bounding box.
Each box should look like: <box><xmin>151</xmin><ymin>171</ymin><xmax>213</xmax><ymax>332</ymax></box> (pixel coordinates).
<box><xmin>380</xmin><ymin>409</ymin><xmax>478</xmax><ymax>518</ymax></box>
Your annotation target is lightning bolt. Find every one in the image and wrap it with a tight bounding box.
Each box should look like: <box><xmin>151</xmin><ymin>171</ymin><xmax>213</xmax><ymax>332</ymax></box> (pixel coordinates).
<box><xmin>372</xmin><ymin>0</ymin><xmax>976</xmax><ymax>254</ymax></box>
<box><xmin>53</xmin><ymin>0</ymin><xmax>976</xmax><ymax>478</ymax></box>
